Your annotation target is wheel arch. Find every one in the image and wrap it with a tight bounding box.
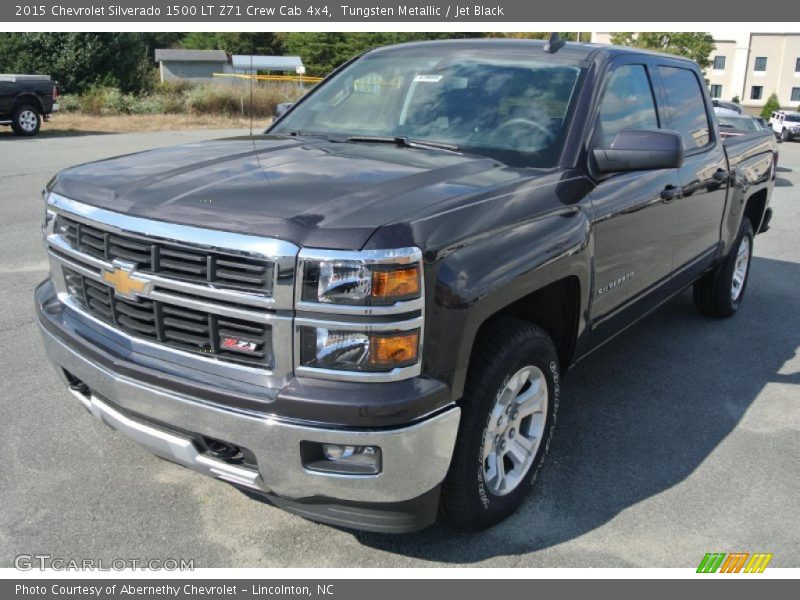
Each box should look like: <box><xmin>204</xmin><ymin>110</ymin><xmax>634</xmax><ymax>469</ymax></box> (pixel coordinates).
<box><xmin>474</xmin><ymin>276</ymin><xmax>582</xmax><ymax>371</ymax></box>
<box><xmin>13</xmin><ymin>93</ymin><xmax>45</xmax><ymax>113</ymax></box>
<box><xmin>429</xmin><ymin>207</ymin><xmax>592</xmax><ymax>402</ymax></box>
<box><xmin>743</xmin><ymin>188</ymin><xmax>769</xmax><ymax>235</ymax></box>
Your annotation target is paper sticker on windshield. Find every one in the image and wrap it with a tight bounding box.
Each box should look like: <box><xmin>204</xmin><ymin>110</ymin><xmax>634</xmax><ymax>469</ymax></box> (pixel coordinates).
<box><xmin>414</xmin><ymin>74</ymin><xmax>443</xmax><ymax>83</ymax></box>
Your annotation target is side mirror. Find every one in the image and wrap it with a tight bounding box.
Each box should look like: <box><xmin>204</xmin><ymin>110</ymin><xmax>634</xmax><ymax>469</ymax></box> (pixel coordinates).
<box><xmin>274</xmin><ymin>102</ymin><xmax>294</xmax><ymax>118</ymax></box>
<box><xmin>593</xmin><ymin>129</ymin><xmax>685</xmax><ymax>173</ymax></box>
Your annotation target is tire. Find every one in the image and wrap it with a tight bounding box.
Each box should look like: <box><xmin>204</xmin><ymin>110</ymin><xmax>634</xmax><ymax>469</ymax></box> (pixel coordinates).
<box><xmin>11</xmin><ymin>104</ymin><xmax>41</xmax><ymax>136</ymax></box>
<box><xmin>693</xmin><ymin>217</ymin><xmax>754</xmax><ymax>318</ymax></box>
<box><xmin>781</xmin><ymin>129</ymin><xmax>790</xmax><ymax>142</ymax></box>
<box><xmin>440</xmin><ymin>317</ymin><xmax>560</xmax><ymax>530</ymax></box>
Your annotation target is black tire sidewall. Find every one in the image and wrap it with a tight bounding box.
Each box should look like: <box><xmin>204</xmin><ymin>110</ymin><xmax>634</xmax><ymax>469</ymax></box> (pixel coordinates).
<box><xmin>726</xmin><ymin>218</ymin><xmax>755</xmax><ymax>313</ymax></box>
<box><xmin>463</xmin><ymin>336</ymin><xmax>559</xmax><ymax>528</ymax></box>
<box><xmin>12</xmin><ymin>105</ymin><xmax>40</xmax><ymax>136</ymax></box>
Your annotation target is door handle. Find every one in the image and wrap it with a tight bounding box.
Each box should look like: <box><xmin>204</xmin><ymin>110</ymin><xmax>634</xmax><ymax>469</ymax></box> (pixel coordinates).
<box><xmin>713</xmin><ymin>169</ymin><xmax>729</xmax><ymax>183</ymax></box>
<box><xmin>660</xmin><ymin>185</ymin><xmax>682</xmax><ymax>202</ymax></box>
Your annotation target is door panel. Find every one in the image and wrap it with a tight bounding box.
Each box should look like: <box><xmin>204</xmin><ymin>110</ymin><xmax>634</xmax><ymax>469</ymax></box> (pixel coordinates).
<box><xmin>590</xmin><ymin>168</ymin><xmax>681</xmax><ymax>319</ymax></box>
<box><xmin>673</xmin><ymin>149</ymin><xmax>728</xmax><ymax>267</ymax></box>
<box><xmin>0</xmin><ymin>82</ymin><xmax>13</xmax><ymax>115</ymax></box>
<box><xmin>588</xmin><ymin>61</ymin><xmax>681</xmax><ymax>322</ymax></box>
<box><xmin>655</xmin><ymin>65</ymin><xmax>727</xmax><ymax>268</ymax></box>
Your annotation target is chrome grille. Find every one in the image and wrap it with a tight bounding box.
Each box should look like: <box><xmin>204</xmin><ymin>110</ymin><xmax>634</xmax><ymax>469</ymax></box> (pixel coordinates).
<box><xmin>56</xmin><ymin>215</ymin><xmax>274</xmax><ymax>293</ymax></box>
<box><xmin>63</xmin><ymin>267</ymin><xmax>273</xmax><ymax>368</ymax></box>
<box><xmin>45</xmin><ymin>193</ymin><xmax>299</xmax><ymax>383</ymax></box>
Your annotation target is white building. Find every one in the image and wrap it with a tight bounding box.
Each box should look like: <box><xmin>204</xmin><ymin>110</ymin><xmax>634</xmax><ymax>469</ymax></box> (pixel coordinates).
<box><xmin>591</xmin><ymin>32</ymin><xmax>800</xmax><ymax>115</ymax></box>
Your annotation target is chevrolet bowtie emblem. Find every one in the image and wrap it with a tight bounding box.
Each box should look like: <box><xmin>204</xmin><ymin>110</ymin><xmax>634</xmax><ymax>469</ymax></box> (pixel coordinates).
<box><xmin>101</xmin><ymin>261</ymin><xmax>152</xmax><ymax>300</ymax></box>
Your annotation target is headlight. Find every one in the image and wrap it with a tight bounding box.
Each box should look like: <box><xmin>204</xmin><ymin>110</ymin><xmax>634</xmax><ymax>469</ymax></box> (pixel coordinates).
<box><xmin>298</xmin><ymin>248</ymin><xmax>423</xmax><ymax>307</ymax></box>
<box><xmin>43</xmin><ymin>191</ymin><xmax>55</xmax><ymax>229</ymax></box>
<box><xmin>295</xmin><ymin>247</ymin><xmax>424</xmax><ymax>381</ymax></box>
<box><xmin>299</xmin><ymin>326</ymin><xmax>420</xmax><ymax>372</ymax></box>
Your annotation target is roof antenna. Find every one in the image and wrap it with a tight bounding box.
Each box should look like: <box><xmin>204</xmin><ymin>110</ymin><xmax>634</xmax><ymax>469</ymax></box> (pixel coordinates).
<box><xmin>249</xmin><ymin>53</ymin><xmax>254</xmax><ymax>138</ymax></box>
<box><xmin>543</xmin><ymin>32</ymin><xmax>566</xmax><ymax>54</ymax></box>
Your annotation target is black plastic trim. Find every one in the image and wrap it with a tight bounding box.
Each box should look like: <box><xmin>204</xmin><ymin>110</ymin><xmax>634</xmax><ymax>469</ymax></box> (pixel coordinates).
<box><xmin>759</xmin><ymin>207</ymin><xmax>773</xmax><ymax>233</ymax></box>
<box><xmin>237</xmin><ymin>485</ymin><xmax>441</xmax><ymax>534</ymax></box>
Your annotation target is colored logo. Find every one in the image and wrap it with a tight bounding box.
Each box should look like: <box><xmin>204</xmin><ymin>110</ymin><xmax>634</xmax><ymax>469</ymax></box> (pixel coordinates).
<box><xmin>697</xmin><ymin>552</ymin><xmax>773</xmax><ymax>573</ymax></box>
<box><xmin>221</xmin><ymin>336</ymin><xmax>260</xmax><ymax>353</ymax></box>
<box><xmin>101</xmin><ymin>260</ymin><xmax>152</xmax><ymax>300</ymax></box>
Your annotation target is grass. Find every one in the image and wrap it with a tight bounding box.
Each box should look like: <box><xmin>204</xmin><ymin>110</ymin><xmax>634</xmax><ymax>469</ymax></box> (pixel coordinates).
<box><xmin>42</xmin><ymin>112</ymin><xmax>266</xmax><ymax>134</ymax></box>
<box><xmin>5</xmin><ymin>81</ymin><xmax>302</xmax><ymax>136</ymax></box>
<box><xmin>59</xmin><ymin>82</ymin><xmax>307</xmax><ymax>118</ymax></box>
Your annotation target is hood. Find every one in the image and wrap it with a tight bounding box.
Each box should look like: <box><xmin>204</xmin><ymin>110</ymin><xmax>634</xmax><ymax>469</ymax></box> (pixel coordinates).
<box><xmin>49</xmin><ymin>135</ymin><xmax>526</xmax><ymax>250</ymax></box>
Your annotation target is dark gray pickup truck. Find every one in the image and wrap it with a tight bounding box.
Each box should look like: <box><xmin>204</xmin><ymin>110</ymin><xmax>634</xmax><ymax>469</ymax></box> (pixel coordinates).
<box><xmin>36</xmin><ymin>39</ymin><xmax>776</xmax><ymax>533</ymax></box>
<box><xmin>0</xmin><ymin>74</ymin><xmax>59</xmax><ymax>136</ymax></box>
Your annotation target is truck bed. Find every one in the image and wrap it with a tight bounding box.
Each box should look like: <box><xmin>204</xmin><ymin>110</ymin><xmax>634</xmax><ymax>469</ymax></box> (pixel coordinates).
<box><xmin>0</xmin><ymin>74</ymin><xmax>52</xmax><ymax>82</ymax></box>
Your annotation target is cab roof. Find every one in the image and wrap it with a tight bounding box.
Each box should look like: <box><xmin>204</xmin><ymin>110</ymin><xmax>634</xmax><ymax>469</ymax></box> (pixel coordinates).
<box><xmin>368</xmin><ymin>38</ymin><xmax>698</xmax><ymax>67</ymax></box>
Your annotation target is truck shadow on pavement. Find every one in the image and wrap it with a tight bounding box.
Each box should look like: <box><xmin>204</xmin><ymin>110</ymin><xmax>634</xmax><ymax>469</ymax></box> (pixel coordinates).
<box><xmin>350</xmin><ymin>255</ymin><xmax>799</xmax><ymax>563</ymax></box>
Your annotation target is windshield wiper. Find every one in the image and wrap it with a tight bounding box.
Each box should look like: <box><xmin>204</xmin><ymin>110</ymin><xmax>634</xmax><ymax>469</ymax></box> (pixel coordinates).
<box><xmin>347</xmin><ymin>135</ymin><xmax>460</xmax><ymax>153</ymax></box>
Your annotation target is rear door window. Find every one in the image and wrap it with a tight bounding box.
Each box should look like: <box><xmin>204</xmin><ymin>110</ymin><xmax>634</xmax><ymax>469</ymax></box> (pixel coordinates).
<box><xmin>657</xmin><ymin>66</ymin><xmax>712</xmax><ymax>150</ymax></box>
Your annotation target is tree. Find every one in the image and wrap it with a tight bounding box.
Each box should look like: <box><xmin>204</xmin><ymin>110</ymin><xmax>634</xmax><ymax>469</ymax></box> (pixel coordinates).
<box><xmin>761</xmin><ymin>92</ymin><xmax>781</xmax><ymax>119</ymax></box>
<box><xmin>279</xmin><ymin>32</ymin><xmax>484</xmax><ymax>77</ymax></box>
<box><xmin>731</xmin><ymin>96</ymin><xmax>740</xmax><ymax>104</ymax></box>
<box><xmin>180</xmin><ymin>32</ymin><xmax>219</xmax><ymax>50</ymax></box>
<box><xmin>610</xmin><ymin>32</ymin><xmax>716</xmax><ymax>70</ymax></box>
<box><xmin>0</xmin><ymin>33</ymin><xmax>155</xmax><ymax>93</ymax></box>
<box><xmin>182</xmin><ymin>32</ymin><xmax>282</xmax><ymax>55</ymax></box>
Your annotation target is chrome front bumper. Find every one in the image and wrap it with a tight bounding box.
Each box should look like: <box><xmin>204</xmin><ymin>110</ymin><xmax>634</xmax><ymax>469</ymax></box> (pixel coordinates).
<box><xmin>37</xmin><ymin>302</ymin><xmax>460</xmax><ymax>506</ymax></box>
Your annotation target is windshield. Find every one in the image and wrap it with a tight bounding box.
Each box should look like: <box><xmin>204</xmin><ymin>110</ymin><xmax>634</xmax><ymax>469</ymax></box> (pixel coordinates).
<box><xmin>272</xmin><ymin>48</ymin><xmax>583</xmax><ymax>168</ymax></box>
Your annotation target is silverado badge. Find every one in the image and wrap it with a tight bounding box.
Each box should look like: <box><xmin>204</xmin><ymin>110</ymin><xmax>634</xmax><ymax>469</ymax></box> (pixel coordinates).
<box><xmin>101</xmin><ymin>260</ymin><xmax>152</xmax><ymax>300</ymax></box>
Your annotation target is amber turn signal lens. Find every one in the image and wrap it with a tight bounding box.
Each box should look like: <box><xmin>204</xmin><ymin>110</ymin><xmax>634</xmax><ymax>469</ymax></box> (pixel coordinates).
<box><xmin>369</xmin><ymin>332</ymin><xmax>419</xmax><ymax>367</ymax></box>
<box><xmin>371</xmin><ymin>266</ymin><xmax>421</xmax><ymax>302</ymax></box>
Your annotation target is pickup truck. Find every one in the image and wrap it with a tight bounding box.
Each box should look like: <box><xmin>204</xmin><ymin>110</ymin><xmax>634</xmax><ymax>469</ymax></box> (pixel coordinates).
<box><xmin>35</xmin><ymin>39</ymin><xmax>776</xmax><ymax>533</ymax></box>
<box><xmin>0</xmin><ymin>74</ymin><xmax>59</xmax><ymax>136</ymax></box>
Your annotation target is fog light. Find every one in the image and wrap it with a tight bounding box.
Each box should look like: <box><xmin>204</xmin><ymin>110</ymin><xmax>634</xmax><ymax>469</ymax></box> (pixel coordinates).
<box><xmin>322</xmin><ymin>444</ymin><xmax>357</xmax><ymax>460</ymax></box>
<box><xmin>301</xmin><ymin>442</ymin><xmax>382</xmax><ymax>475</ymax></box>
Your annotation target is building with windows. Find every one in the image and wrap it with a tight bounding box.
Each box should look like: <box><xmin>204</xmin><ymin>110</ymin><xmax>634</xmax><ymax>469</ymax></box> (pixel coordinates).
<box><xmin>591</xmin><ymin>32</ymin><xmax>800</xmax><ymax>115</ymax></box>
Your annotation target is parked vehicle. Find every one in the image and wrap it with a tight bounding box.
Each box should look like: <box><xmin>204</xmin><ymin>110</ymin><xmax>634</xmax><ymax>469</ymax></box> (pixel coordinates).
<box><xmin>0</xmin><ymin>74</ymin><xmax>59</xmax><ymax>136</ymax></box>
<box><xmin>770</xmin><ymin>110</ymin><xmax>800</xmax><ymax>142</ymax></box>
<box><xmin>754</xmin><ymin>116</ymin><xmax>768</xmax><ymax>129</ymax></box>
<box><xmin>717</xmin><ymin>114</ymin><xmax>770</xmax><ymax>139</ymax></box>
<box><xmin>36</xmin><ymin>39</ymin><xmax>776</xmax><ymax>533</ymax></box>
<box><xmin>712</xmin><ymin>99</ymin><xmax>744</xmax><ymax>114</ymax></box>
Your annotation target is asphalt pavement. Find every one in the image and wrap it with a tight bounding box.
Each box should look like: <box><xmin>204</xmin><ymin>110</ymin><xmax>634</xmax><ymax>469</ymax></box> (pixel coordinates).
<box><xmin>1</xmin><ymin>127</ymin><xmax>798</xmax><ymax>568</ymax></box>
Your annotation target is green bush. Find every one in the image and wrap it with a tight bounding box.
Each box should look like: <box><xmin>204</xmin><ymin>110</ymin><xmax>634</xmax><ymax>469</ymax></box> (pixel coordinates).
<box><xmin>761</xmin><ymin>93</ymin><xmax>781</xmax><ymax>120</ymax></box>
<box><xmin>184</xmin><ymin>83</ymin><xmax>307</xmax><ymax>117</ymax></box>
<box><xmin>58</xmin><ymin>94</ymin><xmax>83</xmax><ymax>112</ymax></box>
<box><xmin>185</xmin><ymin>85</ymin><xmax>243</xmax><ymax>116</ymax></box>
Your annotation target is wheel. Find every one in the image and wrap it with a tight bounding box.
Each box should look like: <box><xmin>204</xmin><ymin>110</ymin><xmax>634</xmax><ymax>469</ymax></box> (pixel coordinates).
<box><xmin>440</xmin><ymin>317</ymin><xmax>559</xmax><ymax>530</ymax></box>
<box><xmin>693</xmin><ymin>217</ymin><xmax>754</xmax><ymax>318</ymax></box>
<box><xmin>781</xmin><ymin>129</ymin><xmax>790</xmax><ymax>142</ymax></box>
<box><xmin>11</xmin><ymin>104</ymin><xmax>41</xmax><ymax>136</ymax></box>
